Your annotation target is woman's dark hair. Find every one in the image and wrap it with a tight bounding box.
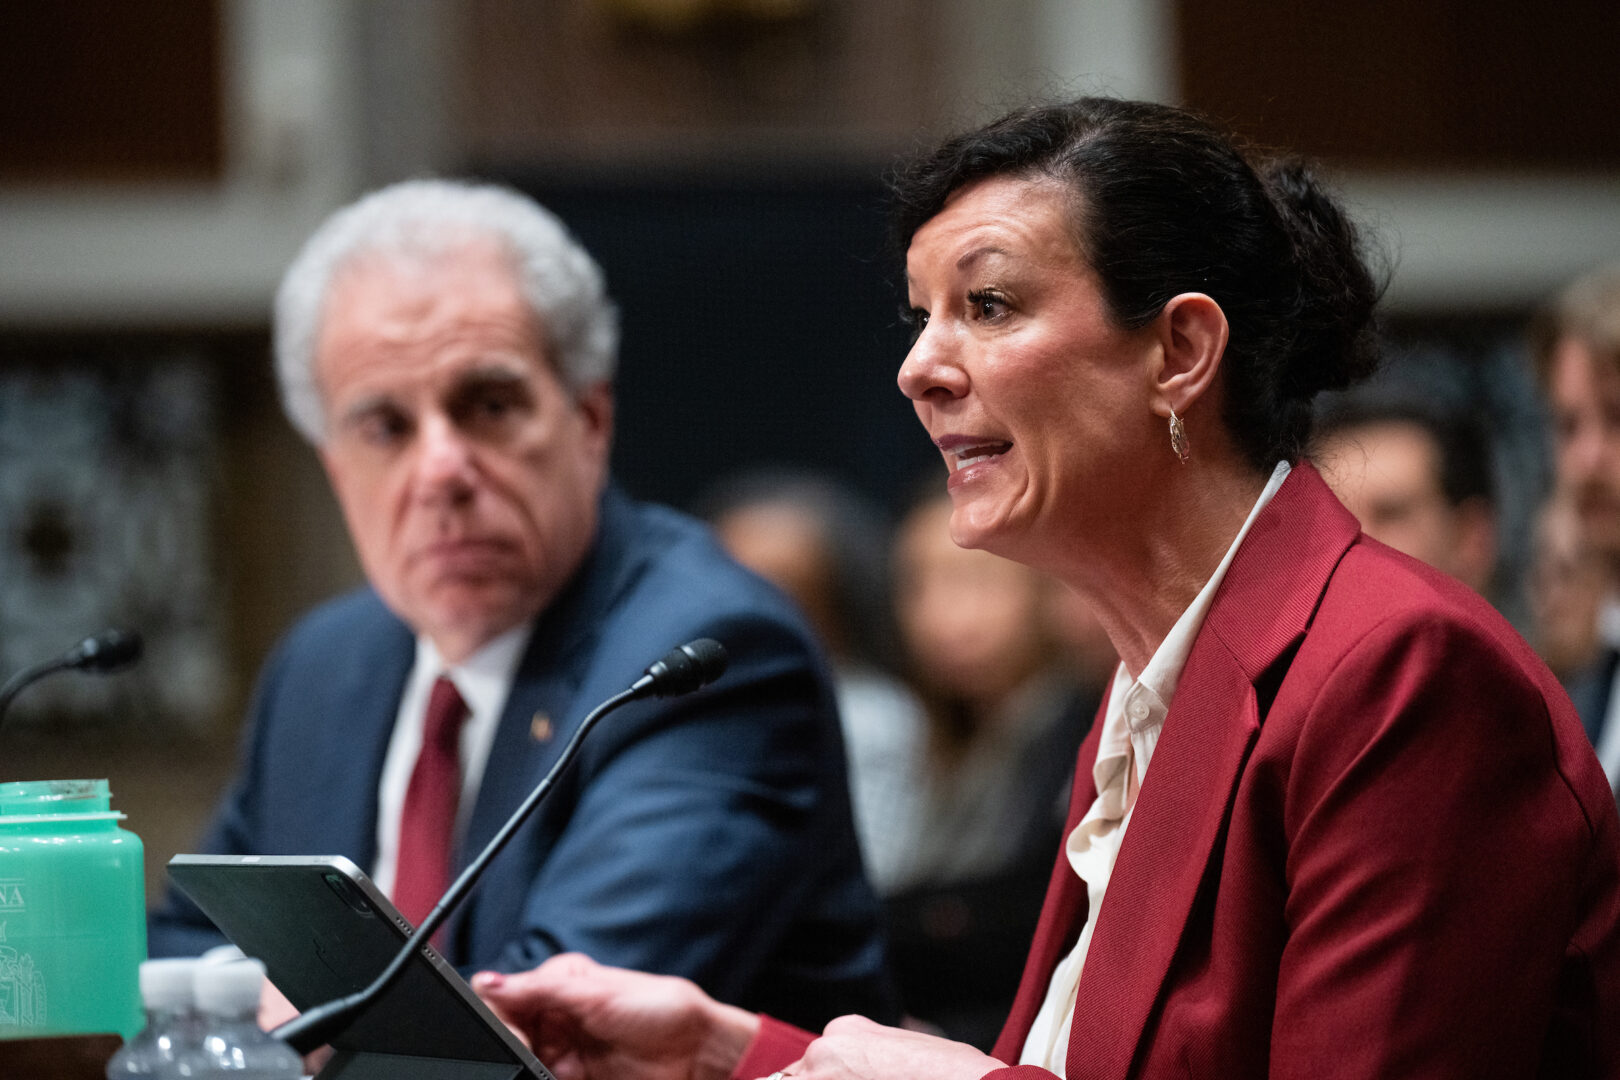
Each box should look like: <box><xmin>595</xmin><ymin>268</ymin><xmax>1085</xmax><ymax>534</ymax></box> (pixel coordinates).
<box><xmin>889</xmin><ymin>98</ymin><xmax>1385</xmax><ymax>472</ymax></box>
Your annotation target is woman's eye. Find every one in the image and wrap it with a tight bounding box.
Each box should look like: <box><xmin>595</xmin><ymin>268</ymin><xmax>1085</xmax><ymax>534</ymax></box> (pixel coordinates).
<box><xmin>967</xmin><ymin>290</ymin><xmax>1007</xmax><ymax>320</ymax></box>
<box><xmin>904</xmin><ymin>306</ymin><xmax>929</xmax><ymax>341</ymax></box>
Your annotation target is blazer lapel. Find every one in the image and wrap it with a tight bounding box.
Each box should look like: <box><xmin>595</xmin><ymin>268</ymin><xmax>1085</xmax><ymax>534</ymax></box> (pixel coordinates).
<box><xmin>1065</xmin><ymin>645</ymin><xmax>1260</xmax><ymax>1079</ymax></box>
<box><xmin>1063</xmin><ymin>465</ymin><xmax>1360</xmax><ymax>1078</ymax></box>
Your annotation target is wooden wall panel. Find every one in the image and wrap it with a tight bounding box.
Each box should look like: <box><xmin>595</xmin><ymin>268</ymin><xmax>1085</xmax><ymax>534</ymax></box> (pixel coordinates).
<box><xmin>0</xmin><ymin>0</ymin><xmax>223</xmax><ymax>183</ymax></box>
<box><xmin>1177</xmin><ymin>0</ymin><xmax>1620</xmax><ymax>169</ymax></box>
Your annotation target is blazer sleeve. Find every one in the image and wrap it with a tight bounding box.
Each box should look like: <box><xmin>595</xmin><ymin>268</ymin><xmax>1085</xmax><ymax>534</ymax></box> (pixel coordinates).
<box><xmin>1269</xmin><ymin>612</ymin><xmax>1619</xmax><ymax>1077</ymax></box>
<box><xmin>729</xmin><ymin>1016</ymin><xmax>818</xmax><ymax>1079</ymax></box>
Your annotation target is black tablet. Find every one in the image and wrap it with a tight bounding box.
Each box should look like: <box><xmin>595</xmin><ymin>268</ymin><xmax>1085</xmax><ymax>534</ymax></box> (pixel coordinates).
<box><xmin>167</xmin><ymin>854</ymin><xmax>555</xmax><ymax>1080</ymax></box>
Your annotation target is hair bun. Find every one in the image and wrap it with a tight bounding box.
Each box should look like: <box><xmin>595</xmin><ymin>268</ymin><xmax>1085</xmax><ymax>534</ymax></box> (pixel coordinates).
<box><xmin>1261</xmin><ymin>159</ymin><xmax>1385</xmax><ymax>400</ymax></box>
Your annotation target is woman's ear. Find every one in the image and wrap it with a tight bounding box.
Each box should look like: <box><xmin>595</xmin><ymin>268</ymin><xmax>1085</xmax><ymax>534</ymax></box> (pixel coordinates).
<box><xmin>1148</xmin><ymin>292</ymin><xmax>1229</xmax><ymax>418</ymax></box>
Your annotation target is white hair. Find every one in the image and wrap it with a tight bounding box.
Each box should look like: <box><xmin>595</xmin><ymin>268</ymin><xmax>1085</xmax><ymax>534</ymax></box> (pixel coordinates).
<box><xmin>273</xmin><ymin>179</ymin><xmax>619</xmax><ymax>444</ymax></box>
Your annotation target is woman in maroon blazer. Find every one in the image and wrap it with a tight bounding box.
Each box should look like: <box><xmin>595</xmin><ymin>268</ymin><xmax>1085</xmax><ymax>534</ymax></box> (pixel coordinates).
<box><xmin>472</xmin><ymin>98</ymin><xmax>1620</xmax><ymax>1080</ymax></box>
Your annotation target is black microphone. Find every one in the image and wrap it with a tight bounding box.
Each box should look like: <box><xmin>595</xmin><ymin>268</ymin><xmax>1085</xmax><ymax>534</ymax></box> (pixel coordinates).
<box><xmin>630</xmin><ymin>638</ymin><xmax>729</xmax><ymax>698</ymax></box>
<box><xmin>0</xmin><ymin>629</ymin><xmax>145</xmax><ymax>729</ymax></box>
<box><xmin>272</xmin><ymin>637</ymin><xmax>729</xmax><ymax>1054</ymax></box>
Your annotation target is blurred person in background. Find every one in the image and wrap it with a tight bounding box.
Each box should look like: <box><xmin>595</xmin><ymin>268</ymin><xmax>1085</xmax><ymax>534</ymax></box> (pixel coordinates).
<box><xmin>879</xmin><ymin>488</ymin><xmax>1096</xmax><ymax>1048</ymax></box>
<box><xmin>473</xmin><ymin>97</ymin><xmax>1620</xmax><ymax>1080</ymax></box>
<box><xmin>702</xmin><ymin>469</ymin><xmax>925</xmax><ymax>894</ymax></box>
<box><xmin>1528</xmin><ymin>492</ymin><xmax>1610</xmax><ymax>682</ymax></box>
<box><xmin>1535</xmin><ymin>262</ymin><xmax>1620</xmax><ymax>791</ymax></box>
<box><xmin>145</xmin><ymin>179</ymin><xmax>895</xmax><ymax>1032</ymax></box>
<box><xmin>1313</xmin><ymin>396</ymin><xmax>1498</xmax><ymax>597</ymax></box>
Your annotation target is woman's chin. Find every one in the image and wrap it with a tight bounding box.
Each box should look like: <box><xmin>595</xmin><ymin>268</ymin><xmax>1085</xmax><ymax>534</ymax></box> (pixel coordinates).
<box><xmin>948</xmin><ymin>506</ymin><xmax>1015</xmax><ymax>555</ymax></box>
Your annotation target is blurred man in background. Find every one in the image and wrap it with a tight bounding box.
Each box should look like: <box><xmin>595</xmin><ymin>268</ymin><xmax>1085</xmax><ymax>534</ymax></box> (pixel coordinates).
<box><xmin>1535</xmin><ymin>263</ymin><xmax>1620</xmax><ymax>792</ymax></box>
<box><xmin>147</xmin><ymin>179</ymin><xmax>894</xmax><ymax>1030</ymax></box>
<box><xmin>1314</xmin><ymin>397</ymin><xmax>1498</xmax><ymax>597</ymax></box>
<box><xmin>1527</xmin><ymin>492</ymin><xmax>1610</xmax><ymax>683</ymax></box>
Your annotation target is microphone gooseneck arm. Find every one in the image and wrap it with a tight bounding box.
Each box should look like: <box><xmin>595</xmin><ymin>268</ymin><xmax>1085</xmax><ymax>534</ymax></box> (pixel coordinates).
<box><xmin>273</xmin><ymin>638</ymin><xmax>728</xmax><ymax>1055</ymax></box>
<box><xmin>0</xmin><ymin>656</ymin><xmax>77</xmax><ymax>725</ymax></box>
<box><xmin>0</xmin><ymin>630</ymin><xmax>144</xmax><ymax>732</ymax></box>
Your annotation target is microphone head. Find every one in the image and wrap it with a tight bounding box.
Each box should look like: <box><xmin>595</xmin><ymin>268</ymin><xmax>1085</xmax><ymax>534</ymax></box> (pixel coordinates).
<box><xmin>642</xmin><ymin>639</ymin><xmax>728</xmax><ymax>698</ymax></box>
<box><xmin>68</xmin><ymin>629</ymin><xmax>144</xmax><ymax>673</ymax></box>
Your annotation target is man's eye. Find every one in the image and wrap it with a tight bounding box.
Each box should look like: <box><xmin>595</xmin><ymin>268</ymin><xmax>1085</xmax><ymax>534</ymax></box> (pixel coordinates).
<box><xmin>456</xmin><ymin>384</ymin><xmax>531</xmax><ymax>430</ymax></box>
<box><xmin>357</xmin><ymin>410</ymin><xmax>410</xmax><ymax>445</ymax></box>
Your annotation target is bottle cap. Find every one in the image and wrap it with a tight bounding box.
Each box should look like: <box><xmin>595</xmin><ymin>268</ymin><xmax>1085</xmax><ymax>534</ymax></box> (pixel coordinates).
<box><xmin>139</xmin><ymin>958</ymin><xmax>198</xmax><ymax>1010</ymax></box>
<box><xmin>194</xmin><ymin>957</ymin><xmax>267</xmax><ymax>1017</ymax></box>
<box><xmin>0</xmin><ymin>779</ymin><xmax>112</xmax><ymax>816</ymax></box>
<box><xmin>200</xmin><ymin>943</ymin><xmax>247</xmax><ymax>964</ymax></box>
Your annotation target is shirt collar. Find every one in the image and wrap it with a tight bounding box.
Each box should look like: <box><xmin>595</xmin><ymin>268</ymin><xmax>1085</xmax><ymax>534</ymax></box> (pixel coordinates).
<box><xmin>1598</xmin><ymin>595</ymin><xmax>1620</xmax><ymax>650</ymax></box>
<box><xmin>415</xmin><ymin>622</ymin><xmax>534</xmax><ymax>724</ymax></box>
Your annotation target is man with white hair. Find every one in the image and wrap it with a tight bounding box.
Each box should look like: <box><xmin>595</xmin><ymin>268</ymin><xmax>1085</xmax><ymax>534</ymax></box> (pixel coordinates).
<box><xmin>148</xmin><ymin>180</ymin><xmax>895</xmax><ymax>1030</ymax></box>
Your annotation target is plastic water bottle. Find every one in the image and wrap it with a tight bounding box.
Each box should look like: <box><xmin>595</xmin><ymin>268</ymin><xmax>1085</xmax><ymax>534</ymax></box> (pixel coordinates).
<box><xmin>105</xmin><ymin>958</ymin><xmax>199</xmax><ymax>1077</ymax></box>
<box><xmin>185</xmin><ymin>958</ymin><xmax>302</xmax><ymax>1078</ymax></box>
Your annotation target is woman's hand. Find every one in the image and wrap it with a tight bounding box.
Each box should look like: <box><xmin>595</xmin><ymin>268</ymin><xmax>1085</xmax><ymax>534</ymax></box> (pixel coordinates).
<box><xmin>472</xmin><ymin>953</ymin><xmax>760</xmax><ymax>1080</ymax></box>
<box><xmin>779</xmin><ymin>1015</ymin><xmax>1002</xmax><ymax>1080</ymax></box>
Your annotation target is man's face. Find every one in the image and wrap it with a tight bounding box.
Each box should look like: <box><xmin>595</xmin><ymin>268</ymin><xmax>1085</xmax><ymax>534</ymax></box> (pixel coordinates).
<box><xmin>314</xmin><ymin>239</ymin><xmax>613</xmax><ymax>662</ymax></box>
<box><xmin>1549</xmin><ymin>337</ymin><xmax>1620</xmax><ymax>565</ymax></box>
<box><xmin>1318</xmin><ymin>419</ymin><xmax>1494</xmax><ymax>593</ymax></box>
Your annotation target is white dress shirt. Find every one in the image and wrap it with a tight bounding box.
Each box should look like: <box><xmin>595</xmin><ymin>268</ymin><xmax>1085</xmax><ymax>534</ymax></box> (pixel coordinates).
<box><xmin>371</xmin><ymin>621</ymin><xmax>532</xmax><ymax>898</ymax></box>
<box><xmin>1020</xmin><ymin>461</ymin><xmax>1290</xmax><ymax>1074</ymax></box>
<box><xmin>1593</xmin><ymin>598</ymin><xmax>1620</xmax><ymax>789</ymax></box>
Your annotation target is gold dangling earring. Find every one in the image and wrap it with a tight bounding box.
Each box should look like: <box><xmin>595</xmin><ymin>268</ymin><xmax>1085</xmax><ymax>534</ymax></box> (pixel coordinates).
<box><xmin>1168</xmin><ymin>408</ymin><xmax>1190</xmax><ymax>464</ymax></box>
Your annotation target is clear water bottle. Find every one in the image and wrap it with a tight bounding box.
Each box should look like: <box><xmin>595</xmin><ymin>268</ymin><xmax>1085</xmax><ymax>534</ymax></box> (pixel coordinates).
<box><xmin>105</xmin><ymin>958</ymin><xmax>199</xmax><ymax>1077</ymax></box>
<box><xmin>185</xmin><ymin>958</ymin><xmax>302</xmax><ymax>1078</ymax></box>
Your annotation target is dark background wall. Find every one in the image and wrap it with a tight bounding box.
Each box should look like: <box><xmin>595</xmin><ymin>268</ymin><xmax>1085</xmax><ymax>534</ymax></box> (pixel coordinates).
<box><xmin>507</xmin><ymin>172</ymin><xmax>935</xmax><ymax>512</ymax></box>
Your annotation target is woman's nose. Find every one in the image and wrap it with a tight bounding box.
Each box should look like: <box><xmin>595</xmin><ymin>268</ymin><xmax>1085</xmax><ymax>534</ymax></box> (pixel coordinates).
<box><xmin>897</xmin><ymin>324</ymin><xmax>968</xmax><ymax>403</ymax></box>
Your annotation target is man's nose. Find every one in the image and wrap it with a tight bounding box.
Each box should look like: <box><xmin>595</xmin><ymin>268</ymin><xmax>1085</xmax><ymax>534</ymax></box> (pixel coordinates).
<box><xmin>1563</xmin><ymin>419</ymin><xmax>1609</xmax><ymax>482</ymax></box>
<box><xmin>414</xmin><ymin>414</ymin><xmax>477</xmax><ymax>499</ymax></box>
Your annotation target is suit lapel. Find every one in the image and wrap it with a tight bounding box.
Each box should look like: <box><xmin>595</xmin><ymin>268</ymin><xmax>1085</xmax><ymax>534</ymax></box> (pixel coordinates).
<box><xmin>460</xmin><ymin>654</ymin><xmax>588</xmax><ymax>860</ymax></box>
<box><xmin>1061</xmin><ymin>465</ymin><xmax>1360</xmax><ymax>1078</ymax></box>
<box><xmin>457</xmin><ymin>491</ymin><xmax>645</xmax><ymax>859</ymax></box>
<box><xmin>445</xmin><ymin>490</ymin><xmax>642</xmax><ymax>947</ymax></box>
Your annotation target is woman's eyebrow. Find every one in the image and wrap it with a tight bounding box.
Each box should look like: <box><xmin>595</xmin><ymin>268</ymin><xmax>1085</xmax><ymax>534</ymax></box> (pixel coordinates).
<box><xmin>957</xmin><ymin>245</ymin><xmax>1011</xmax><ymax>271</ymax></box>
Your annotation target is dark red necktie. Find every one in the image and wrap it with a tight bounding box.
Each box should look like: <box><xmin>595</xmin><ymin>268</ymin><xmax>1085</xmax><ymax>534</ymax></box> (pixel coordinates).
<box><xmin>393</xmin><ymin>675</ymin><xmax>469</xmax><ymax>929</ymax></box>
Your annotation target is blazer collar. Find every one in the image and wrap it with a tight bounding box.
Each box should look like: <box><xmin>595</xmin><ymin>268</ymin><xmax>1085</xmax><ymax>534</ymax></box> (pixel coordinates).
<box><xmin>1059</xmin><ymin>463</ymin><xmax>1360</xmax><ymax>1078</ymax></box>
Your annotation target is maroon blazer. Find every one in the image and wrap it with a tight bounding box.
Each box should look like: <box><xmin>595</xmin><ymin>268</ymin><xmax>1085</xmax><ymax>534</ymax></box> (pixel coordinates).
<box><xmin>985</xmin><ymin>465</ymin><xmax>1620</xmax><ymax>1080</ymax></box>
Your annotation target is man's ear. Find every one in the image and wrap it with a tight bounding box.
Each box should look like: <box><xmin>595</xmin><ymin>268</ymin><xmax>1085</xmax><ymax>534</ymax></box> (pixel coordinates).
<box><xmin>575</xmin><ymin>380</ymin><xmax>615</xmax><ymax>462</ymax></box>
<box><xmin>1148</xmin><ymin>292</ymin><xmax>1229</xmax><ymax>418</ymax></box>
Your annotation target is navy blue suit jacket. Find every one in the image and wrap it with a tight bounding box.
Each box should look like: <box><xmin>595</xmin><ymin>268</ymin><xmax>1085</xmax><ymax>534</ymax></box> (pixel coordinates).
<box><xmin>150</xmin><ymin>488</ymin><xmax>896</xmax><ymax>1029</ymax></box>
